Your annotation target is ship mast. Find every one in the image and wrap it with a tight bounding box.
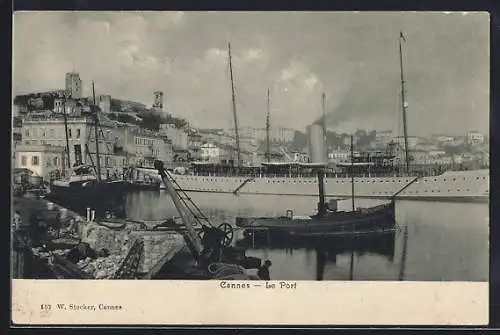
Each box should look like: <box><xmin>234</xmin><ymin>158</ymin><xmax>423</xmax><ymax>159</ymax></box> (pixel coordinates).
<box><xmin>91</xmin><ymin>81</ymin><xmax>102</xmax><ymax>182</ymax></box>
<box><xmin>266</xmin><ymin>88</ymin><xmax>271</xmax><ymax>163</ymax></box>
<box><xmin>228</xmin><ymin>42</ymin><xmax>241</xmax><ymax>169</ymax></box>
<box><xmin>350</xmin><ymin>135</ymin><xmax>355</xmax><ymax>211</ymax></box>
<box><xmin>62</xmin><ymin>91</ymin><xmax>71</xmax><ymax>170</ymax></box>
<box><xmin>399</xmin><ymin>31</ymin><xmax>410</xmax><ymax>173</ymax></box>
<box><xmin>322</xmin><ymin>93</ymin><xmax>327</xmax><ymax>146</ymax></box>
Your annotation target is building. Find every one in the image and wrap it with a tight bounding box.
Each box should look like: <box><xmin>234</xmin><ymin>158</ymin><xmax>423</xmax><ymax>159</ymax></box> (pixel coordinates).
<box><xmin>291</xmin><ymin>151</ymin><xmax>309</xmax><ymax>163</ymax></box>
<box><xmin>199</xmin><ymin>130</ymin><xmax>236</xmax><ymax>147</ymax></box>
<box><xmin>375</xmin><ymin>130</ymin><xmax>393</xmax><ymax>146</ymax></box>
<box><xmin>99</xmin><ymin>95</ymin><xmax>112</xmax><ymax>114</ymax></box>
<box><xmin>342</xmin><ymin>135</ymin><xmax>359</xmax><ymax>147</ymax></box>
<box><xmin>229</xmin><ymin>127</ymin><xmax>296</xmax><ymax>144</ymax></box>
<box><xmin>53</xmin><ymin>98</ymin><xmax>82</xmax><ymax>115</ymax></box>
<box><xmin>65</xmin><ymin>72</ymin><xmax>83</xmax><ymax>99</ymax></box>
<box><xmin>187</xmin><ymin>131</ymin><xmax>202</xmax><ymax>161</ymax></box>
<box><xmin>200</xmin><ymin>143</ymin><xmax>220</xmax><ymax>163</ymax></box>
<box><xmin>466</xmin><ymin>130</ymin><xmax>485</xmax><ymax>145</ymax></box>
<box><xmin>14</xmin><ymin>144</ymin><xmax>66</xmax><ymax>179</ymax></box>
<box><xmin>432</xmin><ymin>135</ymin><xmax>455</xmax><ymax>144</ymax></box>
<box><xmin>328</xmin><ymin>149</ymin><xmax>351</xmax><ymax>163</ymax></box>
<box><xmin>159</xmin><ymin>124</ymin><xmax>188</xmax><ymax>150</ymax></box>
<box><xmin>199</xmin><ymin>142</ymin><xmax>236</xmax><ymax>164</ymax></box>
<box><xmin>393</xmin><ymin>136</ymin><xmax>419</xmax><ymax>149</ymax></box>
<box><xmin>219</xmin><ymin>144</ymin><xmax>235</xmax><ymax>164</ymax></box>
<box><xmin>118</xmin><ymin>127</ymin><xmax>172</xmax><ymax>167</ymax></box>
<box><xmin>21</xmin><ymin>114</ymin><xmax>120</xmax><ymax>169</ymax></box>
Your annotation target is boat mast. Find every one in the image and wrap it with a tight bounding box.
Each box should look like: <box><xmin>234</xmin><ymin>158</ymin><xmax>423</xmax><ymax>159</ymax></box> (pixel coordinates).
<box><xmin>399</xmin><ymin>31</ymin><xmax>410</xmax><ymax>173</ymax></box>
<box><xmin>266</xmin><ymin>88</ymin><xmax>271</xmax><ymax>163</ymax></box>
<box><xmin>322</xmin><ymin>92</ymin><xmax>327</xmax><ymax>146</ymax></box>
<box><xmin>62</xmin><ymin>91</ymin><xmax>71</xmax><ymax>170</ymax></box>
<box><xmin>228</xmin><ymin>42</ymin><xmax>241</xmax><ymax>169</ymax></box>
<box><xmin>92</xmin><ymin>81</ymin><xmax>102</xmax><ymax>182</ymax></box>
<box><xmin>350</xmin><ymin>135</ymin><xmax>355</xmax><ymax>211</ymax></box>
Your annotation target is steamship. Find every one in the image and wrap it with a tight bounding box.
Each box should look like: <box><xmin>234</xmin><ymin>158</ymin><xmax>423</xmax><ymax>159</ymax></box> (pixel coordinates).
<box><xmin>167</xmin><ymin>162</ymin><xmax>488</xmax><ymax>202</ymax></box>
<box><xmin>166</xmin><ymin>34</ymin><xmax>489</xmax><ymax>203</ymax></box>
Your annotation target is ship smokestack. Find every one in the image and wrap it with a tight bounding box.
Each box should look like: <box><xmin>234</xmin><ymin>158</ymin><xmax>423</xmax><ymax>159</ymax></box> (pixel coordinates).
<box><xmin>307</xmin><ymin>124</ymin><xmax>328</xmax><ymax>217</ymax></box>
<box><xmin>307</xmin><ymin>124</ymin><xmax>327</xmax><ymax>164</ymax></box>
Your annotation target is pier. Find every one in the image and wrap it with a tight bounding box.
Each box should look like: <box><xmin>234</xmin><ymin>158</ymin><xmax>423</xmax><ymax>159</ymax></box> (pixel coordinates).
<box><xmin>12</xmin><ymin>196</ymin><xmax>190</xmax><ymax>279</ymax></box>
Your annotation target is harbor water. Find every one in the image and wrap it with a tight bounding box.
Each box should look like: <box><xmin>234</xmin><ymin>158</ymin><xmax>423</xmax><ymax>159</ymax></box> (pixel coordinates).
<box><xmin>125</xmin><ymin>191</ymin><xmax>489</xmax><ymax>282</ymax></box>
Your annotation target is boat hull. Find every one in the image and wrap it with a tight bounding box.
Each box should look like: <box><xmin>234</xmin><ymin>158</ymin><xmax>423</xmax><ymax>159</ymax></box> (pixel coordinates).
<box><xmin>46</xmin><ymin>180</ymin><xmax>128</xmax><ymax>219</ymax></box>
<box><xmin>126</xmin><ymin>182</ymin><xmax>160</xmax><ymax>191</ymax></box>
<box><xmin>170</xmin><ymin>169</ymin><xmax>489</xmax><ymax>202</ymax></box>
<box><xmin>236</xmin><ymin>202</ymin><xmax>396</xmax><ymax>238</ymax></box>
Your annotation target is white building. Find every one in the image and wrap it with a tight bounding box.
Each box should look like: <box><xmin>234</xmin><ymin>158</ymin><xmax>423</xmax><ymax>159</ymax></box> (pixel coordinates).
<box><xmin>200</xmin><ymin>143</ymin><xmax>220</xmax><ymax>162</ymax></box>
<box><xmin>228</xmin><ymin>127</ymin><xmax>296</xmax><ymax>143</ymax></box>
<box><xmin>433</xmin><ymin>135</ymin><xmax>455</xmax><ymax>144</ymax></box>
<box><xmin>14</xmin><ymin>144</ymin><xmax>66</xmax><ymax>179</ymax></box>
<box><xmin>328</xmin><ymin>149</ymin><xmax>350</xmax><ymax>163</ymax></box>
<box><xmin>53</xmin><ymin>98</ymin><xmax>82</xmax><ymax>115</ymax></box>
<box><xmin>467</xmin><ymin>131</ymin><xmax>485</xmax><ymax>145</ymax></box>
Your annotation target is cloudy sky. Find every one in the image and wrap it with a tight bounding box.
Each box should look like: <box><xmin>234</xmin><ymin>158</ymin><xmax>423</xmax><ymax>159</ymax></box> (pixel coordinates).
<box><xmin>13</xmin><ymin>11</ymin><xmax>489</xmax><ymax>136</ymax></box>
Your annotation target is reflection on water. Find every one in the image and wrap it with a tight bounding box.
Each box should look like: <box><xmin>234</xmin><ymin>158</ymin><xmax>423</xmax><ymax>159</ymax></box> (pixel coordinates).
<box><xmin>125</xmin><ymin>191</ymin><xmax>489</xmax><ymax>281</ymax></box>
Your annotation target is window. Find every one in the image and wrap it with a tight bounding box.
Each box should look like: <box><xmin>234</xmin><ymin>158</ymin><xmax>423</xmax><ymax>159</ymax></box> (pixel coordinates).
<box><xmin>54</xmin><ymin>157</ymin><xmax>59</xmax><ymax>166</ymax></box>
<box><xmin>21</xmin><ymin>156</ymin><xmax>27</xmax><ymax>166</ymax></box>
<box><xmin>42</xmin><ymin>129</ymin><xmax>46</xmax><ymax>137</ymax></box>
<box><xmin>68</xmin><ymin>129</ymin><xmax>72</xmax><ymax>138</ymax></box>
<box><xmin>25</xmin><ymin>129</ymin><xmax>29</xmax><ymax>137</ymax></box>
<box><xmin>32</xmin><ymin>156</ymin><xmax>40</xmax><ymax>166</ymax></box>
<box><xmin>76</xmin><ymin>129</ymin><xmax>81</xmax><ymax>138</ymax></box>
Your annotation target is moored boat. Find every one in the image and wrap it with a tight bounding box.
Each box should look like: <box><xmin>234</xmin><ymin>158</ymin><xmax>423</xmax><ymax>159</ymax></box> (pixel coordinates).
<box><xmin>47</xmin><ymin>165</ymin><xmax>128</xmax><ymax>219</ymax></box>
<box><xmin>46</xmin><ymin>82</ymin><xmax>128</xmax><ymax>219</ymax></box>
<box><xmin>236</xmin><ymin>198</ymin><xmax>396</xmax><ymax>238</ymax></box>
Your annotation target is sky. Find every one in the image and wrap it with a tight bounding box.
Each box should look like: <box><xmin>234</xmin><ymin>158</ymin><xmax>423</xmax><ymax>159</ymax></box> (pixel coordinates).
<box><xmin>13</xmin><ymin>11</ymin><xmax>489</xmax><ymax>137</ymax></box>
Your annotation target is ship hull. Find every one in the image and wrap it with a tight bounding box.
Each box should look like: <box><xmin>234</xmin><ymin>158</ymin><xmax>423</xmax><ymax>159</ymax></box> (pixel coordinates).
<box><xmin>46</xmin><ymin>180</ymin><xmax>128</xmax><ymax>219</ymax></box>
<box><xmin>169</xmin><ymin>169</ymin><xmax>489</xmax><ymax>202</ymax></box>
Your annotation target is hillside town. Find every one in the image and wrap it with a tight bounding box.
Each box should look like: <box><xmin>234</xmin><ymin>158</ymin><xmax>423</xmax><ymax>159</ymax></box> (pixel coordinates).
<box><xmin>12</xmin><ymin>72</ymin><xmax>489</xmax><ymax>183</ymax></box>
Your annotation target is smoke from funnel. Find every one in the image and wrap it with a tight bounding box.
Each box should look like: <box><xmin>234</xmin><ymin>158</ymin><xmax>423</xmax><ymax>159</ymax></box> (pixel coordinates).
<box><xmin>313</xmin><ymin>79</ymin><xmax>398</xmax><ymax>129</ymax></box>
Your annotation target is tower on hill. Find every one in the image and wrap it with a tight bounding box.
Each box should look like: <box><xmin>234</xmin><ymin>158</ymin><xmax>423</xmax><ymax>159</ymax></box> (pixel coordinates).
<box><xmin>65</xmin><ymin>72</ymin><xmax>82</xmax><ymax>99</ymax></box>
<box><xmin>153</xmin><ymin>91</ymin><xmax>164</xmax><ymax>112</ymax></box>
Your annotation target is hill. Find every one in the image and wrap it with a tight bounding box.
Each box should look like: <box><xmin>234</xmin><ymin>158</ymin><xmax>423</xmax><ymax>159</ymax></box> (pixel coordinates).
<box><xmin>110</xmin><ymin>98</ymin><xmax>149</xmax><ymax>114</ymax></box>
<box><xmin>14</xmin><ymin>93</ymin><xmax>189</xmax><ymax>130</ymax></box>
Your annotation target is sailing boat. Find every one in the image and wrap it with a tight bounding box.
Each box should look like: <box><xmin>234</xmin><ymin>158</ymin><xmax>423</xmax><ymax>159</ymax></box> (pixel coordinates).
<box><xmin>46</xmin><ymin>82</ymin><xmax>128</xmax><ymax>219</ymax></box>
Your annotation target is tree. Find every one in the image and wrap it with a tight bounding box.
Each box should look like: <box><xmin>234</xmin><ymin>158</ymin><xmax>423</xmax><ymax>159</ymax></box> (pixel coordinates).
<box><xmin>139</xmin><ymin>112</ymin><xmax>162</xmax><ymax>130</ymax></box>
